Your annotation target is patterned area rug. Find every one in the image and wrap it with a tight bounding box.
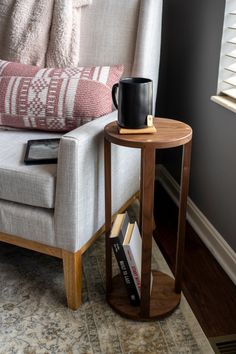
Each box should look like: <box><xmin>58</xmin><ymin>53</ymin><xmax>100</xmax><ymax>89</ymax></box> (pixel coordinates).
<box><xmin>0</xmin><ymin>235</ymin><xmax>214</xmax><ymax>354</ymax></box>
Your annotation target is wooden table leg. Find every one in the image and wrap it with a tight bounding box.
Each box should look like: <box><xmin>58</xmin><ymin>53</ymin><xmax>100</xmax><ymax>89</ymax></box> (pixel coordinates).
<box><xmin>175</xmin><ymin>140</ymin><xmax>192</xmax><ymax>293</ymax></box>
<box><xmin>104</xmin><ymin>138</ymin><xmax>112</xmax><ymax>294</ymax></box>
<box><xmin>140</xmin><ymin>147</ymin><xmax>156</xmax><ymax>317</ymax></box>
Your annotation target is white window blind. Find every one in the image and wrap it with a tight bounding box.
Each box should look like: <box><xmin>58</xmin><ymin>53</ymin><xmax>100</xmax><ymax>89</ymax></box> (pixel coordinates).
<box><xmin>217</xmin><ymin>0</ymin><xmax>236</xmax><ymax>100</ymax></box>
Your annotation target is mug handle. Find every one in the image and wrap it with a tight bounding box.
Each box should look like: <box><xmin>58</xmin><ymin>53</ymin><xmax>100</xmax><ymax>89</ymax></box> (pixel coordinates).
<box><xmin>112</xmin><ymin>83</ymin><xmax>119</xmax><ymax>109</ymax></box>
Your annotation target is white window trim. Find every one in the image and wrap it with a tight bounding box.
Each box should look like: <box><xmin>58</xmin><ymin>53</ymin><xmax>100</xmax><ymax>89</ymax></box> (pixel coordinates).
<box><xmin>211</xmin><ymin>0</ymin><xmax>236</xmax><ymax>112</ymax></box>
<box><xmin>211</xmin><ymin>95</ymin><xmax>236</xmax><ymax>113</ymax></box>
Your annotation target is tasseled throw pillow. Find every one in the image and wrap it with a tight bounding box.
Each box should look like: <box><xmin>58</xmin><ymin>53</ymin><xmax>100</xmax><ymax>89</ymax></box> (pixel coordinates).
<box><xmin>0</xmin><ymin>60</ymin><xmax>123</xmax><ymax>132</ymax></box>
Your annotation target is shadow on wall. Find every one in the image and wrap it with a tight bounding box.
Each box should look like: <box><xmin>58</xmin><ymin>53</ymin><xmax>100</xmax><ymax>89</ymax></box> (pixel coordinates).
<box><xmin>156</xmin><ymin>0</ymin><xmax>236</xmax><ymax>251</ymax></box>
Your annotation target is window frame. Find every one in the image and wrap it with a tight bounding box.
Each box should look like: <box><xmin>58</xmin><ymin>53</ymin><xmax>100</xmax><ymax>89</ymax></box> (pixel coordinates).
<box><xmin>211</xmin><ymin>0</ymin><xmax>236</xmax><ymax>113</ymax></box>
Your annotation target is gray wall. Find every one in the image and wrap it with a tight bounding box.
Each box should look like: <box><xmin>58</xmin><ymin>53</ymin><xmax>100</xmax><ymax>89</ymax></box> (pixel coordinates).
<box><xmin>156</xmin><ymin>0</ymin><xmax>236</xmax><ymax>251</ymax></box>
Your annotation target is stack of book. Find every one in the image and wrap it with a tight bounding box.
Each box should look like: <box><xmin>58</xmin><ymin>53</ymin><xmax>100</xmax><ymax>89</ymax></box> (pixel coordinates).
<box><xmin>109</xmin><ymin>212</ymin><xmax>153</xmax><ymax>306</ymax></box>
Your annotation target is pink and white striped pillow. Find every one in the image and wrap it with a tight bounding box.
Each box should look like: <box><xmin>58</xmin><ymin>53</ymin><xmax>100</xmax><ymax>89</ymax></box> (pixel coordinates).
<box><xmin>0</xmin><ymin>60</ymin><xmax>123</xmax><ymax>132</ymax></box>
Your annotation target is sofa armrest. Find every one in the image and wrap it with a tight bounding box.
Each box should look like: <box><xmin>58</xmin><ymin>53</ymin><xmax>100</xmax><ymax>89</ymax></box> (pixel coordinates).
<box><xmin>54</xmin><ymin>111</ymin><xmax>140</xmax><ymax>252</ymax></box>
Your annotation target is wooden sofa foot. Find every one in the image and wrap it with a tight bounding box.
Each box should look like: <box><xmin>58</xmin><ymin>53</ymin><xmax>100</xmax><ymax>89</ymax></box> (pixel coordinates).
<box><xmin>62</xmin><ymin>250</ymin><xmax>82</xmax><ymax>310</ymax></box>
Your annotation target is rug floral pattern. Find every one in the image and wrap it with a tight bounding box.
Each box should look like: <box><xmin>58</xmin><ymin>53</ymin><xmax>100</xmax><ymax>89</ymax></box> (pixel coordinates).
<box><xmin>0</xmin><ymin>235</ymin><xmax>213</xmax><ymax>354</ymax></box>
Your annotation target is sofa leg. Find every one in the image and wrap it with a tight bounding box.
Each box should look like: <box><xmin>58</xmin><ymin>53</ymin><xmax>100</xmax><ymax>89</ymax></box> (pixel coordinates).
<box><xmin>62</xmin><ymin>250</ymin><xmax>82</xmax><ymax>310</ymax></box>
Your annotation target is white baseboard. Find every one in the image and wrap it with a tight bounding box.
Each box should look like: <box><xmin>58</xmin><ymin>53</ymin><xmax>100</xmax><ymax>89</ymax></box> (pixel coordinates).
<box><xmin>157</xmin><ymin>164</ymin><xmax>236</xmax><ymax>285</ymax></box>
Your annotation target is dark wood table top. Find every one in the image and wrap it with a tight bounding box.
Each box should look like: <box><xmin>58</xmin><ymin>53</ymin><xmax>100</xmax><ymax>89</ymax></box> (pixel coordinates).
<box><xmin>104</xmin><ymin>117</ymin><xmax>192</xmax><ymax>149</ymax></box>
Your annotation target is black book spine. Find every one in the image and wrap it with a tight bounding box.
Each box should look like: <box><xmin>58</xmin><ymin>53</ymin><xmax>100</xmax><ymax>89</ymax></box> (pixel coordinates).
<box><xmin>111</xmin><ymin>237</ymin><xmax>140</xmax><ymax>306</ymax></box>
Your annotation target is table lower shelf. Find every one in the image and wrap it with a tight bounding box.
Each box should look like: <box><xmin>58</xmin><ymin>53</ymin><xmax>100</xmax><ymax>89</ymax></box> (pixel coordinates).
<box><xmin>107</xmin><ymin>270</ymin><xmax>181</xmax><ymax>321</ymax></box>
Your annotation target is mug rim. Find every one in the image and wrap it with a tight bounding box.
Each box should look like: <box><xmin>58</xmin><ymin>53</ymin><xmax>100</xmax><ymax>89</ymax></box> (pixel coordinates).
<box><xmin>120</xmin><ymin>77</ymin><xmax>152</xmax><ymax>84</ymax></box>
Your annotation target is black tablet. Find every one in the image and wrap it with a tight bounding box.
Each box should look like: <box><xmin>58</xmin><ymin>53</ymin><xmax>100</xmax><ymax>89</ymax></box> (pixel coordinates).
<box><xmin>24</xmin><ymin>138</ymin><xmax>60</xmax><ymax>165</ymax></box>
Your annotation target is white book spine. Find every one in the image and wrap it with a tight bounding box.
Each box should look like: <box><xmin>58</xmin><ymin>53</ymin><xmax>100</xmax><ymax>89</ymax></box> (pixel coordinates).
<box><xmin>123</xmin><ymin>221</ymin><xmax>153</xmax><ymax>297</ymax></box>
<box><xmin>123</xmin><ymin>246</ymin><xmax>141</xmax><ymax>297</ymax></box>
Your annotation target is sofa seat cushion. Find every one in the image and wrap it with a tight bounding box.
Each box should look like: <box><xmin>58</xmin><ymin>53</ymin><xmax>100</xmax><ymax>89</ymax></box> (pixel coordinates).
<box><xmin>0</xmin><ymin>129</ymin><xmax>62</xmax><ymax>208</ymax></box>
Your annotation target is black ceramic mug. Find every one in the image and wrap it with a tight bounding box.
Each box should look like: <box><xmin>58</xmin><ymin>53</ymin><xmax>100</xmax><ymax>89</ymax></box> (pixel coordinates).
<box><xmin>112</xmin><ymin>77</ymin><xmax>153</xmax><ymax>129</ymax></box>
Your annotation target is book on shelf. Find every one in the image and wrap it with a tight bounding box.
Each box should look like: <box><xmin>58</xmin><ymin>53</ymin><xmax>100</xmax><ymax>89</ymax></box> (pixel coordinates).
<box><xmin>123</xmin><ymin>221</ymin><xmax>153</xmax><ymax>297</ymax></box>
<box><xmin>109</xmin><ymin>212</ymin><xmax>140</xmax><ymax>305</ymax></box>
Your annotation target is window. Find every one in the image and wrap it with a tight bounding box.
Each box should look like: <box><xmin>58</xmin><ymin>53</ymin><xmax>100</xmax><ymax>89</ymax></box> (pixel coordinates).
<box><xmin>211</xmin><ymin>0</ymin><xmax>236</xmax><ymax>113</ymax></box>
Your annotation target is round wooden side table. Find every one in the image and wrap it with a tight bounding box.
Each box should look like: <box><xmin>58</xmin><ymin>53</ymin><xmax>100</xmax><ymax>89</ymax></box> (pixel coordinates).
<box><xmin>104</xmin><ymin>117</ymin><xmax>192</xmax><ymax>321</ymax></box>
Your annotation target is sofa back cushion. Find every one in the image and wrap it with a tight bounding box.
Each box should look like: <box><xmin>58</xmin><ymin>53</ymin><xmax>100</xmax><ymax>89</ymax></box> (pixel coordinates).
<box><xmin>79</xmin><ymin>0</ymin><xmax>140</xmax><ymax>77</ymax></box>
<box><xmin>79</xmin><ymin>0</ymin><xmax>162</xmax><ymax>112</ymax></box>
<box><xmin>0</xmin><ymin>60</ymin><xmax>123</xmax><ymax>132</ymax></box>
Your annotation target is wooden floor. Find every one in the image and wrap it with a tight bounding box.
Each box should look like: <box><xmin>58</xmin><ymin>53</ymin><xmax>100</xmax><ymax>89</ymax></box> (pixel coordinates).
<box><xmin>153</xmin><ymin>182</ymin><xmax>236</xmax><ymax>338</ymax></box>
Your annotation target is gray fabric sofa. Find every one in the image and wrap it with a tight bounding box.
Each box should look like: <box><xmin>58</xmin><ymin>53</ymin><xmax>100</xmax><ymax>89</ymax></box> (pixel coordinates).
<box><xmin>0</xmin><ymin>0</ymin><xmax>163</xmax><ymax>309</ymax></box>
